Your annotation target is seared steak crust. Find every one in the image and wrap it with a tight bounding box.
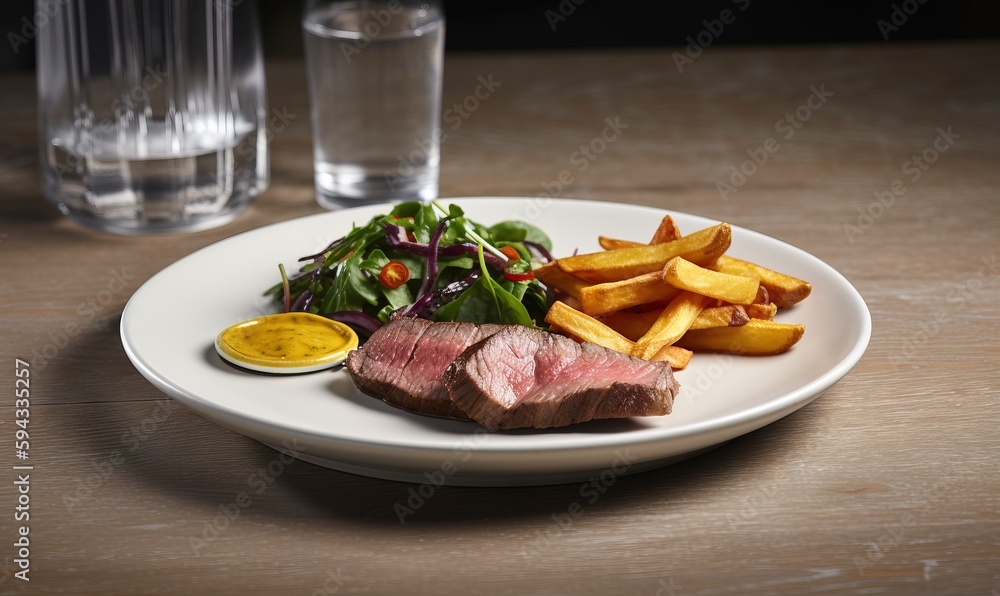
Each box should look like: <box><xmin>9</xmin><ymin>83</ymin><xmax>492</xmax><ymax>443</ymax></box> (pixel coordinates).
<box><xmin>445</xmin><ymin>326</ymin><xmax>678</xmax><ymax>429</ymax></box>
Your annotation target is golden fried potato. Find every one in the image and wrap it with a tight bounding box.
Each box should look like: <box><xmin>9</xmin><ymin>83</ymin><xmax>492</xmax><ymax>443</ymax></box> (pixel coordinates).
<box><xmin>650</xmin><ymin>345</ymin><xmax>693</xmax><ymax>370</ymax></box>
<box><xmin>598</xmin><ymin>215</ymin><xmax>680</xmax><ymax>250</ymax></box>
<box><xmin>662</xmin><ymin>257</ymin><xmax>761</xmax><ymax>305</ymax></box>
<box><xmin>598</xmin><ymin>236</ymin><xmax>643</xmax><ymax>250</ymax></box>
<box><xmin>744</xmin><ymin>302</ymin><xmax>778</xmax><ymax>321</ymax></box>
<box><xmin>753</xmin><ymin>284</ymin><xmax>770</xmax><ymax>305</ymax></box>
<box><xmin>712</xmin><ymin>256</ymin><xmax>811</xmax><ymax>308</ymax></box>
<box><xmin>544</xmin><ymin>301</ymin><xmax>635</xmax><ymax>354</ymax></box>
<box><xmin>675</xmin><ymin>319</ymin><xmax>805</xmax><ymax>355</ymax></box>
<box><xmin>534</xmin><ymin>261</ymin><xmax>591</xmax><ymax>300</ymax></box>
<box><xmin>579</xmin><ymin>272</ymin><xmax>681</xmax><ymax>316</ymax></box>
<box><xmin>631</xmin><ymin>291</ymin><xmax>708</xmax><ymax>360</ymax></box>
<box><xmin>687</xmin><ymin>305</ymin><xmax>750</xmax><ymax>330</ymax></box>
<box><xmin>604</xmin><ymin>304</ymin><xmax>747</xmax><ymax>340</ymax></box>
<box><xmin>649</xmin><ymin>214</ymin><xmax>682</xmax><ymax>244</ymax></box>
<box><xmin>544</xmin><ymin>216</ymin><xmax>810</xmax><ymax>365</ymax></box>
<box><xmin>557</xmin><ymin>223</ymin><xmax>732</xmax><ymax>283</ymax></box>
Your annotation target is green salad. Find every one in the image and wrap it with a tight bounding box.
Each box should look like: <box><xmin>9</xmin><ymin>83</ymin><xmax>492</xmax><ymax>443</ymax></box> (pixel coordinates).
<box><xmin>268</xmin><ymin>201</ymin><xmax>554</xmax><ymax>335</ymax></box>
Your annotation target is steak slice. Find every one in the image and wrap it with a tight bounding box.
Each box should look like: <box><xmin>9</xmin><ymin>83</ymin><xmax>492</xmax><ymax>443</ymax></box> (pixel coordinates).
<box><xmin>445</xmin><ymin>326</ymin><xmax>678</xmax><ymax>429</ymax></box>
<box><xmin>346</xmin><ymin>317</ymin><xmax>502</xmax><ymax>420</ymax></box>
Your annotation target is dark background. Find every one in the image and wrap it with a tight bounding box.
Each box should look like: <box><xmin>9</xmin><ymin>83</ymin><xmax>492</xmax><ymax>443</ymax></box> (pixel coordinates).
<box><xmin>3</xmin><ymin>0</ymin><xmax>999</xmax><ymax>70</ymax></box>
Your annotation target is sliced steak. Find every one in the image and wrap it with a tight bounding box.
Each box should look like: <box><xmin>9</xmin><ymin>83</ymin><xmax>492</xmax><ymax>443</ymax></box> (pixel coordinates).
<box><xmin>445</xmin><ymin>326</ymin><xmax>678</xmax><ymax>429</ymax></box>
<box><xmin>346</xmin><ymin>317</ymin><xmax>502</xmax><ymax>420</ymax></box>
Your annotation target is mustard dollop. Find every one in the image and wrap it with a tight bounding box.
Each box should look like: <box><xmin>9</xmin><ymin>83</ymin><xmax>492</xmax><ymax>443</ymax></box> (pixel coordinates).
<box><xmin>215</xmin><ymin>312</ymin><xmax>358</xmax><ymax>373</ymax></box>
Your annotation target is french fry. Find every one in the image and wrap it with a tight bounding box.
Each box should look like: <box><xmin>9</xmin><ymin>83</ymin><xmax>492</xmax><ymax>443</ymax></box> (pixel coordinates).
<box><xmin>662</xmin><ymin>257</ymin><xmax>760</xmax><ymax>305</ymax></box>
<box><xmin>579</xmin><ymin>272</ymin><xmax>681</xmax><ymax>316</ymax></box>
<box><xmin>675</xmin><ymin>319</ymin><xmax>805</xmax><ymax>355</ymax></box>
<box><xmin>557</xmin><ymin>223</ymin><xmax>732</xmax><ymax>282</ymax></box>
<box><xmin>603</xmin><ymin>303</ymin><xmax>748</xmax><ymax>341</ymax></box>
<box><xmin>534</xmin><ymin>262</ymin><xmax>591</xmax><ymax>300</ymax></box>
<box><xmin>602</xmin><ymin>310</ymin><xmax>662</xmax><ymax>341</ymax></box>
<box><xmin>650</xmin><ymin>345</ymin><xmax>693</xmax><ymax>370</ymax></box>
<box><xmin>544</xmin><ymin>301</ymin><xmax>635</xmax><ymax>354</ymax></box>
<box><xmin>597</xmin><ymin>214</ymin><xmax>680</xmax><ymax>250</ymax></box>
<box><xmin>713</xmin><ymin>256</ymin><xmax>811</xmax><ymax>308</ymax></box>
<box><xmin>544</xmin><ymin>218</ymin><xmax>811</xmax><ymax>367</ymax></box>
<box><xmin>598</xmin><ymin>236</ymin><xmax>643</xmax><ymax>250</ymax></box>
<box><xmin>753</xmin><ymin>284</ymin><xmax>770</xmax><ymax>305</ymax></box>
<box><xmin>744</xmin><ymin>302</ymin><xmax>778</xmax><ymax>321</ymax></box>
<box><xmin>649</xmin><ymin>214</ymin><xmax>682</xmax><ymax>244</ymax></box>
<box><xmin>688</xmin><ymin>305</ymin><xmax>750</xmax><ymax>330</ymax></box>
<box><xmin>631</xmin><ymin>291</ymin><xmax>708</xmax><ymax>360</ymax></box>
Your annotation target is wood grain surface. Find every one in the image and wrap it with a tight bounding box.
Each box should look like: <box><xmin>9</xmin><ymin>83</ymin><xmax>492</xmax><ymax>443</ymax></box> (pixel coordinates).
<box><xmin>1</xmin><ymin>41</ymin><xmax>998</xmax><ymax>594</ymax></box>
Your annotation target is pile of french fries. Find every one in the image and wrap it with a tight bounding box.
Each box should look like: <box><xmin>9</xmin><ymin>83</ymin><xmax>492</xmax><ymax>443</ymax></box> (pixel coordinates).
<box><xmin>535</xmin><ymin>215</ymin><xmax>811</xmax><ymax>370</ymax></box>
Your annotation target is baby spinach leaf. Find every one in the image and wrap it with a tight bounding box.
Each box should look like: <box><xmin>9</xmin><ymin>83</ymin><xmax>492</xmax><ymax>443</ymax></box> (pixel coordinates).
<box><xmin>488</xmin><ymin>220</ymin><xmax>553</xmax><ymax>251</ymax></box>
<box><xmin>319</xmin><ymin>250</ymin><xmax>377</xmax><ymax>314</ymax></box>
<box><xmin>432</xmin><ymin>246</ymin><xmax>534</xmax><ymax>326</ymax></box>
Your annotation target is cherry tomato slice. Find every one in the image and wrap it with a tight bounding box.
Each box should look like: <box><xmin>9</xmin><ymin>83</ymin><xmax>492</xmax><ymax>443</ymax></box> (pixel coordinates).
<box><xmin>500</xmin><ymin>246</ymin><xmax>521</xmax><ymax>261</ymax></box>
<box><xmin>379</xmin><ymin>261</ymin><xmax>410</xmax><ymax>289</ymax></box>
<box><xmin>503</xmin><ymin>270</ymin><xmax>535</xmax><ymax>282</ymax></box>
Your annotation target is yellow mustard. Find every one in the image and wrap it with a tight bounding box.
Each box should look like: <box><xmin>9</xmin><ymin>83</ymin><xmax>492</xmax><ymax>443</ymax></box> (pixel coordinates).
<box><xmin>215</xmin><ymin>312</ymin><xmax>358</xmax><ymax>373</ymax></box>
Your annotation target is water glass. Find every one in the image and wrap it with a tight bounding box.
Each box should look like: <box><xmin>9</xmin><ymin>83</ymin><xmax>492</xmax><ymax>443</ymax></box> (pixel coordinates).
<box><xmin>36</xmin><ymin>0</ymin><xmax>269</xmax><ymax>234</ymax></box>
<box><xmin>303</xmin><ymin>0</ymin><xmax>444</xmax><ymax>207</ymax></box>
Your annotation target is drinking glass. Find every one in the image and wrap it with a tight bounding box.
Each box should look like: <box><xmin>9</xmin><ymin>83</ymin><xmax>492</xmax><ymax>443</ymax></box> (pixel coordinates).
<box><xmin>303</xmin><ymin>0</ymin><xmax>444</xmax><ymax>208</ymax></box>
<box><xmin>37</xmin><ymin>0</ymin><xmax>269</xmax><ymax>234</ymax></box>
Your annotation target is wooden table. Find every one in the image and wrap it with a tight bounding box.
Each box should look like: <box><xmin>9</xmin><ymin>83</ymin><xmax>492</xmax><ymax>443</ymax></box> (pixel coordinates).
<box><xmin>2</xmin><ymin>41</ymin><xmax>998</xmax><ymax>594</ymax></box>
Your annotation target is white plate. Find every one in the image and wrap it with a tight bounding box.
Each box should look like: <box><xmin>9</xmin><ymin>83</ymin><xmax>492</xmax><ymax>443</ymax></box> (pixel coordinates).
<box><xmin>121</xmin><ymin>197</ymin><xmax>871</xmax><ymax>486</ymax></box>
